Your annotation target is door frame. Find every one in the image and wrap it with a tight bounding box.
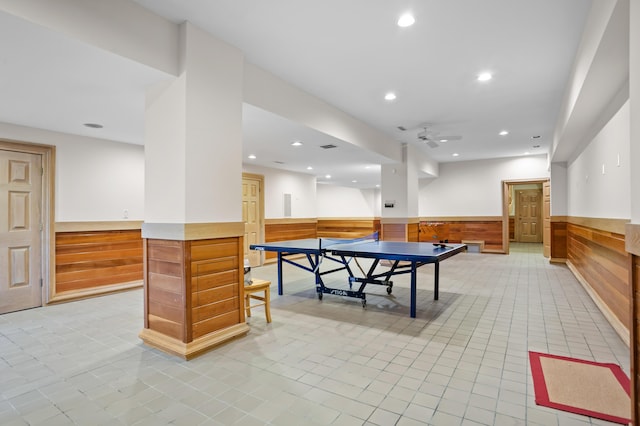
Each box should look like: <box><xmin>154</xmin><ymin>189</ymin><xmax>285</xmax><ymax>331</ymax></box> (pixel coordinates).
<box><xmin>502</xmin><ymin>178</ymin><xmax>549</xmax><ymax>255</ymax></box>
<box><xmin>0</xmin><ymin>139</ymin><xmax>55</xmax><ymax>305</ymax></box>
<box><xmin>242</xmin><ymin>172</ymin><xmax>265</xmax><ymax>265</ymax></box>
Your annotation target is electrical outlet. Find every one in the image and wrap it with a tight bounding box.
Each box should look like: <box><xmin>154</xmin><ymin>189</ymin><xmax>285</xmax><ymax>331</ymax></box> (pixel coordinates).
<box><xmin>123</xmin><ymin>209</ymin><xmax>129</xmax><ymax>219</ymax></box>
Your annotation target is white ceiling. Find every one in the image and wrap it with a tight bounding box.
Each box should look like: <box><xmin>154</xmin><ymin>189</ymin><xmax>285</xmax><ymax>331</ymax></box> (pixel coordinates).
<box><xmin>0</xmin><ymin>1</ymin><xmax>593</xmax><ymax>188</ymax></box>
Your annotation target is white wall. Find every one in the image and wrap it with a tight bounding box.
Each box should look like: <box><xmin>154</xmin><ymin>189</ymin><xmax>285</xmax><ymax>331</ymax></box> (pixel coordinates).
<box><xmin>419</xmin><ymin>155</ymin><xmax>549</xmax><ymax>217</ymax></box>
<box><xmin>0</xmin><ymin>122</ymin><xmax>145</xmax><ymax>221</ymax></box>
<box><xmin>567</xmin><ymin>100</ymin><xmax>631</xmax><ymax>219</ymax></box>
<box><xmin>317</xmin><ymin>185</ymin><xmax>379</xmax><ymax>218</ymax></box>
<box><xmin>243</xmin><ymin>164</ymin><xmax>316</xmax><ymax>219</ymax></box>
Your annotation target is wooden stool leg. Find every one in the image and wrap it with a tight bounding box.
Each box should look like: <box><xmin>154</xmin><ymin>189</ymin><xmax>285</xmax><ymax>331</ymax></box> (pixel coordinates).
<box><xmin>245</xmin><ymin>294</ymin><xmax>251</xmax><ymax>317</ymax></box>
<box><xmin>264</xmin><ymin>287</ymin><xmax>271</xmax><ymax>323</ymax></box>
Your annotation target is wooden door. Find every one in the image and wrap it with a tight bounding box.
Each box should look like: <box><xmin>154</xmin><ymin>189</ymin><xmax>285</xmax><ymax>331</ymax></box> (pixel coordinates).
<box><xmin>242</xmin><ymin>176</ymin><xmax>262</xmax><ymax>266</ymax></box>
<box><xmin>0</xmin><ymin>150</ymin><xmax>43</xmax><ymax>313</ymax></box>
<box><xmin>516</xmin><ymin>189</ymin><xmax>542</xmax><ymax>243</ymax></box>
<box><xmin>543</xmin><ymin>181</ymin><xmax>551</xmax><ymax>257</ymax></box>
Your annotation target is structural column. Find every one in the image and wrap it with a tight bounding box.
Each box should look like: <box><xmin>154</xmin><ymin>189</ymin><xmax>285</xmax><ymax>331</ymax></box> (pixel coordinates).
<box><xmin>139</xmin><ymin>22</ymin><xmax>249</xmax><ymax>359</ymax></box>
<box><xmin>380</xmin><ymin>144</ymin><xmax>420</xmax><ymax>241</ymax></box>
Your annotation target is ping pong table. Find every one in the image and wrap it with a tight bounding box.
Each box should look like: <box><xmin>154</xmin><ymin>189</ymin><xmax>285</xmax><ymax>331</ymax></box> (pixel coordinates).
<box><xmin>250</xmin><ymin>233</ymin><xmax>466</xmax><ymax>318</ymax></box>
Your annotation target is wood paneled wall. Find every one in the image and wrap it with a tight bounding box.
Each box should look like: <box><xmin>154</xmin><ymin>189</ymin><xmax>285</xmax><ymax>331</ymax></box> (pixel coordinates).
<box><xmin>264</xmin><ymin>219</ymin><xmax>317</xmax><ymax>260</ymax></box>
<box><xmin>191</xmin><ymin>238</ymin><xmax>242</xmax><ymax>339</ymax></box>
<box><xmin>567</xmin><ymin>222</ymin><xmax>629</xmax><ymax>334</ymax></box>
<box><xmin>317</xmin><ymin>218</ymin><xmax>380</xmax><ymax>239</ymax></box>
<box><xmin>418</xmin><ymin>219</ymin><xmax>503</xmax><ymax>252</ymax></box>
<box><xmin>144</xmin><ymin>237</ymin><xmax>242</xmax><ymax>343</ymax></box>
<box><xmin>550</xmin><ymin>220</ymin><xmax>567</xmax><ymax>261</ymax></box>
<box><xmin>145</xmin><ymin>239</ymin><xmax>187</xmax><ymax>341</ymax></box>
<box><xmin>627</xmin><ymin>223</ymin><xmax>640</xmax><ymax>425</ymax></box>
<box><xmin>509</xmin><ymin>216</ymin><xmax>515</xmax><ymax>240</ymax></box>
<box><xmin>55</xmin><ymin>229</ymin><xmax>143</xmax><ymax>295</ymax></box>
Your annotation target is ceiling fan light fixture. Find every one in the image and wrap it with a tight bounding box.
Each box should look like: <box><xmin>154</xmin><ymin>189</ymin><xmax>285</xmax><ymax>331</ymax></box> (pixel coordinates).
<box><xmin>291</xmin><ymin>140</ymin><xmax>303</xmax><ymax>146</ymax></box>
<box><xmin>397</xmin><ymin>13</ymin><xmax>415</xmax><ymax>27</ymax></box>
<box><xmin>477</xmin><ymin>72</ymin><xmax>492</xmax><ymax>82</ymax></box>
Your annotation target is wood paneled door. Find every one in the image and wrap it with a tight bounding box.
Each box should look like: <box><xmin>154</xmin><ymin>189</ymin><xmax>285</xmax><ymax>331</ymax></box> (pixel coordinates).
<box><xmin>543</xmin><ymin>181</ymin><xmax>551</xmax><ymax>257</ymax></box>
<box><xmin>0</xmin><ymin>149</ymin><xmax>43</xmax><ymax>314</ymax></box>
<box><xmin>516</xmin><ymin>189</ymin><xmax>542</xmax><ymax>243</ymax></box>
<box><xmin>242</xmin><ymin>174</ymin><xmax>263</xmax><ymax>267</ymax></box>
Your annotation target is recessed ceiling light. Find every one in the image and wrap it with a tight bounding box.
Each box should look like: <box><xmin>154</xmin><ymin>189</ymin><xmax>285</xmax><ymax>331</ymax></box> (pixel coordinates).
<box><xmin>499</xmin><ymin>130</ymin><xmax>509</xmax><ymax>136</ymax></box>
<box><xmin>397</xmin><ymin>13</ymin><xmax>415</xmax><ymax>27</ymax></box>
<box><xmin>325</xmin><ymin>174</ymin><xmax>331</xmax><ymax>179</ymax></box>
<box><xmin>384</xmin><ymin>92</ymin><xmax>397</xmax><ymax>101</ymax></box>
<box><xmin>452</xmin><ymin>153</ymin><xmax>460</xmax><ymax>157</ymax></box>
<box><xmin>477</xmin><ymin>72</ymin><xmax>492</xmax><ymax>82</ymax></box>
<box><xmin>375</xmin><ymin>184</ymin><xmax>380</xmax><ymax>188</ymax></box>
<box><xmin>291</xmin><ymin>140</ymin><xmax>303</xmax><ymax>146</ymax></box>
<box><xmin>306</xmin><ymin>166</ymin><xmax>313</xmax><ymax>170</ymax></box>
<box><xmin>248</xmin><ymin>154</ymin><xmax>256</xmax><ymax>159</ymax></box>
<box><xmin>352</xmin><ymin>180</ymin><xmax>357</xmax><ymax>183</ymax></box>
<box><xmin>524</xmin><ymin>152</ymin><xmax>530</xmax><ymax>155</ymax></box>
<box><xmin>84</xmin><ymin>123</ymin><xmax>103</xmax><ymax>129</ymax></box>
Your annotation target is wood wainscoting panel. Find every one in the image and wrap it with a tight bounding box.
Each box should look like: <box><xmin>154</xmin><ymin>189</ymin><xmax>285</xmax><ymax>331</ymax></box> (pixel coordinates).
<box><xmin>382</xmin><ymin>223</ymin><xmax>408</xmax><ymax>241</ymax></box>
<box><xmin>55</xmin><ymin>229</ymin><xmax>143</xmax><ymax>294</ymax></box>
<box><xmin>419</xmin><ymin>222</ymin><xmax>450</xmax><ymax>242</ymax></box>
<box><xmin>418</xmin><ymin>219</ymin><xmax>503</xmax><ymax>252</ymax></box>
<box><xmin>264</xmin><ymin>219</ymin><xmax>317</xmax><ymax>261</ymax></box>
<box><xmin>316</xmin><ymin>218</ymin><xmax>380</xmax><ymax>239</ymax></box>
<box><xmin>190</xmin><ymin>238</ymin><xmax>242</xmax><ymax>340</ymax></box>
<box><xmin>567</xmin><ymin>223</ymin><xmax>630</xmax><ymax>333</ymax></box>
<box><xmin>145</xmin><ymin>239</ymin><xmax>187</xmax><ymax>342</ymax></box>
<box><xmin>141</xmin><ymin>235</ymin><xmax>248</xmax><ymax>359</ymax></box>
<box><xmin>509</xmin><ymin>216</ymin><xmax>515</xmax><ymax>241</ymax></box>
<box><xmin>407</xmin><ymin>223</ymin><xmax>419</xmax><ymax>242</ymax></box>
<box><xmin>626</xmin><ymin>222</ymin><xmax>640</xmax><ymax>424</ymax></box>
<box><xmin>550</xmin><ymin>220</ymin><xmax>568</xmax><ymax>262</ymax></box>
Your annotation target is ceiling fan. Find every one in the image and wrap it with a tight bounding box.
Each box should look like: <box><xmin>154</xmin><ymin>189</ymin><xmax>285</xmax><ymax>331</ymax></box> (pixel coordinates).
<box><xmin>417</xmin><ymin>127</ymin><xmax>462</xmax><ymax>148</ymax></box>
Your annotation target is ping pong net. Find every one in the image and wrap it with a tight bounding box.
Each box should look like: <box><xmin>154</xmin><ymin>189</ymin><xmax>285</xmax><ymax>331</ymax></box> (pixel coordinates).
<box><xmin>317</xmin><ymin>231</ymin><xmax>379</xmax><ymax>251</ymax></box>
<box><xmin>313</xmin><ymin>232</ymin><xmax>379</xmax><ymax>273</ymax></box>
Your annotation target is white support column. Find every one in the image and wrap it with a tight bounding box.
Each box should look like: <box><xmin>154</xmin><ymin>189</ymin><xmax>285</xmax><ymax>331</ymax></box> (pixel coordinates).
<box><xmin>380</xmin><ymin>144</ymin><xmax>420</xmax><ymax>241</ymax></box>
<box><xmin>140</xmin><ymin>22</ymin><xmax>248</xmax><ymax>359</ymax></box>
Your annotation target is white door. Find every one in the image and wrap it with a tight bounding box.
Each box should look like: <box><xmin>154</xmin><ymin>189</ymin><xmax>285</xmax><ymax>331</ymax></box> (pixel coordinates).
<box><xmin>0</xmin><ymin>150</ymin><xmax>43</xmax><ymax>314</ymax></box>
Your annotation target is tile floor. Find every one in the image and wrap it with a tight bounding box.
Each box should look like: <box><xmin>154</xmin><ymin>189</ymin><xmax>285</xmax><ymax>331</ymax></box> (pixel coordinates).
<box><xmin>0</xmin><ymin>244</ymin><xmax>630</xmax><ymax>425</ymax></box>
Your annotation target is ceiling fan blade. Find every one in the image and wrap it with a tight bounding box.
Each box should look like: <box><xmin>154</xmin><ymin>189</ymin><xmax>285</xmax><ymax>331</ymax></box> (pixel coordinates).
<box><xmin>435</xmin><ymin>135</ymin><xmax>462</xmax><ymax>141</ymax></box>
<box><xmin>426</xmin><ymin>140</ymin><xmax>439</xmax><ymax>148</ymax></box>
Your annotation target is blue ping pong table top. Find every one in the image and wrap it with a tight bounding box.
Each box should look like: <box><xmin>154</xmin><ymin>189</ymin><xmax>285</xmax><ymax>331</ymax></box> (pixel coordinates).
<box><xmin>251</xmin><ymin>239</ymin><xmax>466</xmax><ymax>262</ymax></box>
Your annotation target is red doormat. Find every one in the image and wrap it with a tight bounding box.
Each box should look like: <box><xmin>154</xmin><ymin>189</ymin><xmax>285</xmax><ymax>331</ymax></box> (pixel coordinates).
<box><xmin>529</xmin><ymin>351</ymin><xmax>631</xmax><ymax>424</ymax></box>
